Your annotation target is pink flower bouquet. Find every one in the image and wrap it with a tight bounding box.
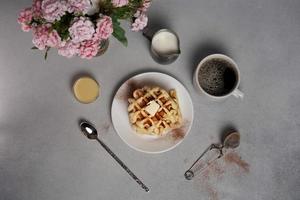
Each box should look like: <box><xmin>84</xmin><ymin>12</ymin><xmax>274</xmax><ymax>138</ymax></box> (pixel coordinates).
<box><xmin>18</xmin><ymin>0</ymin><xmax>152</xmax><ymax>59</ymax></box>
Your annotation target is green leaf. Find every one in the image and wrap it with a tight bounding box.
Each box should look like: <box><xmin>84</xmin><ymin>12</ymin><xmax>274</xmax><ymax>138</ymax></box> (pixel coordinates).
<box><xmin>112</xmin><ymin>26</ymin><xmax>128</xmax><ymax>46</ymax></box>
<box><xmin>52</xmin><ymin>13</ymin><xmax>74</xmax><ymax>40</ymax></box>
<box><xmin>111</xmin><ymin>0</ymin><xmax>145</xmax><ymax>19</ymax></box>
<box><xmin>112</xmin><ymin>16</ymin><xmax>128</xmax><ymax>47</ymax></box>
<box><xmin>30</xmin><ymin>18</ymin><xmax>43</xmax><ymax>26</ymax></box>
<box><xmin>31</xmin><ymin>46</ymin><xmax>38</xmax><ymax>50</ymax></box>
<box><xmin>112</xmin><ymin>6</ymin><xmax>133</xmax><ymax>19</ymax></box>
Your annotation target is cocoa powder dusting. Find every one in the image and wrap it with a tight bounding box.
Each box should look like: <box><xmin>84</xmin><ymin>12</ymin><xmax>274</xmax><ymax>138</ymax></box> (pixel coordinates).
<box><xmin>171</xmin><ymin>127</ymin><xmax>185</xmax><ymax>140</ymax></box>
<box><xmin>116</xmin><ymin>80</ymin><xmax>140</xmax><ymax>101</ymax></box>
<box><xmin>100</xmin><ymin>123</ymin><xmax>111</xmax><ymax>132</ymax></box>
<box><xmin>211</xmin><ymin>162</ymin><xmax>225</xmax><ymax>178</ymax></box>
<box><xmin>224</xmin><ymin>151</ymin><xmax>250</xmax><ymax>173</ymax></box>
<box><xmin>197</xmin><ymin>163</ymin><xmax>221</xmax><ymax>200</ymax></box>
<box><xmin>96</xmin><ymin>123</ymin><xmax>111</xmax><ymax>135</ymax></box>
<box><xmin>194</xmin><ymin>151</ymin><xmax>249</xmax><ymax>200</ymax></box>
<box><xmin>201</xmin><ymin>166</ymin><xmax>211</xmax><ymax>181</ymax></box>
<box><xmin>170</xmin><ymin>121</ymin><xmax>189</xmax><ymax>141</ymax></box>
<box><xmin>200</xmin><ymin>161</ymin><xmax>225</xmax><ymax>182</ymax></box>
<box><xmin>204</xmin><ymin>183</ymin><xmax>218</xmax><ymax>200</ymax></box>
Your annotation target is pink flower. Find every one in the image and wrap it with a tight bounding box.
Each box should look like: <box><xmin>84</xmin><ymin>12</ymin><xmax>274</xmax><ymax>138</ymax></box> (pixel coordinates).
<box><xmin>112</xmin><ymin>0</ymin><xmax>129</xmax><ymax>7</ymax></box>
<box><xmin>47</xmin><ymin>29</ymin><xmax>61</xmax><ymax>47</ymax></box>
<box><xmin>41</xmin><ymin>0</ymin><xmax>67</xmax><ymax>22</ymax></box>
<box><xmin>17</xmin><ymin>8</ymin><xmax>33</xmax><ymax>24</ymax></box>
<box><xmin>78</xmin><ymin>39</ymin><xmax>100</xmax><ymax>59</ymax></box>
<box><xmin>32</xmin><ymin>25</ymin><xmax>48</xmax><ymax>50</ymax></box>
<box><xmin>134</xmin><ymin>0</ymin><xmax>151</xmax><ymax>18</ymax></box>
<box><xmin>58</xmin><ymin>40</ymin><xmax>80</xmax><ymax>58</ymax></box>
<box><xmin>94</xmin><ymin>16</ymin><xmax>113</xmax><ymax>40</ymax></box>
<box><xmin>32</xmin><ymin>24</ymin><xmax>61</xmax><ymax>50</ymax></box>
<box><xmin>32</xmin><ymin>0</ymin><xmax>42</xmax><ymax>18</ymax></box>
<box><xmin>141</xmin><ymin>0</ymin><xmax>151</xmax><ymax>12</ymax></box>
<box><xmin>21</xmin><ymin>24</ymin><xmax>32</xmax><ymax>32</ymax></box>
<box><xmin>133</xmin><ymin>10</ymin><xmax>141</xmax><ymax>18</ymax></box>
<box><xmin>67</xmin><ymin>0</ymin><xmax>91</xmax><ymax>14</ymax></box>
<box><xmin>131</xmin><ymin>13</ymin><xmax>148</xmax><ymax>32</ymax></box>
<box><xmin>17</xmin><ymin>8</ymin><xmax>33</xmax><ymax>32</ymax></box>
<box><xmin>69</xmin><ymin>17</ymin><xmax>95</xmax><ymax>43</ymax></box>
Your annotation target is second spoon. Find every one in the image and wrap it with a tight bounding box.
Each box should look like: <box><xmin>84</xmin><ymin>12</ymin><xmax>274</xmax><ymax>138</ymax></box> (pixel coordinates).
<box><xmin>80</xmin><ymin>121</ymin><xmax>150</xmax><ymax>192</ymax></box>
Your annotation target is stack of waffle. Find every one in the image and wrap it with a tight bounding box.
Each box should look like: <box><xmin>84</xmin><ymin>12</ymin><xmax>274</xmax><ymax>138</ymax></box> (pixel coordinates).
<box><xmin>128</xmin><ymin>86</ymin><xmax>182</xmax><ymax>136</ymax></box>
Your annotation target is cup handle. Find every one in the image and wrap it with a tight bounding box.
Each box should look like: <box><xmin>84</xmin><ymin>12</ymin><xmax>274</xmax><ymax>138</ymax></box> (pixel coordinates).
<box><xmin>232</xmin><ymin>88</ymin><xmax>244</xmax><ymax>99</ymax></box>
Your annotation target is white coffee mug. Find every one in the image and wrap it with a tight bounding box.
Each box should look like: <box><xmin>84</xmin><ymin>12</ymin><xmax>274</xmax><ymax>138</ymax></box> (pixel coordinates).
<box><xmin>193</xmin><ymin>54</ymin><xmax>244</xmax><ymax>100</ymax></box>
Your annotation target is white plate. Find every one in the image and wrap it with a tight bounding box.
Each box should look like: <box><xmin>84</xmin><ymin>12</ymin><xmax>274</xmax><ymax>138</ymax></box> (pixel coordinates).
<box><xmin>111</xmin><ymin>72</ymin><xmax>194</xmax><ymax>153</ymax></box>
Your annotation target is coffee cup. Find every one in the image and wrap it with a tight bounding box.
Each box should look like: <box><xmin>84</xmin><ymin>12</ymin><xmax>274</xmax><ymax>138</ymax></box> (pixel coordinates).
<box><xmin>193</xmin><ymin>54</ymin><xmax>244</xmax><ymax>100</ymax></box>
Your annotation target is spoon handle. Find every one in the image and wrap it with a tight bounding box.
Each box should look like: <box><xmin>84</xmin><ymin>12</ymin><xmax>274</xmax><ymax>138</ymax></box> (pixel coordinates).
<box><xmin>96</xmin><ymin>138</ymin><xmax>150</xmax><ymax>192</ymax></box>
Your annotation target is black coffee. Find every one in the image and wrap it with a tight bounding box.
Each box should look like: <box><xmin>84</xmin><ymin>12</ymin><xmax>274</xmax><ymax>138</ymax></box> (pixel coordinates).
<box><xmin>198</xmin><ymin>58</ymin><xmax>237</xmax><ymax>96</ymax></box>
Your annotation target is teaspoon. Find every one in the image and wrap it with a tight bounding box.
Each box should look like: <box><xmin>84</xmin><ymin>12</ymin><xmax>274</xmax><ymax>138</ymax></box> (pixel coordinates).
<box><xmin>80</xmin><ymin>121</ymin><xmax>150</xmax><ymax>192</ymax></box>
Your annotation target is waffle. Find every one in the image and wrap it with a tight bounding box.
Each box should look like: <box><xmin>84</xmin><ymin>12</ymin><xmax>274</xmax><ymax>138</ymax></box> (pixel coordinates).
<box><xmin>128</xmin><ymin>86</ymin><xmax>182</xmax><ymax>136</ymax></box>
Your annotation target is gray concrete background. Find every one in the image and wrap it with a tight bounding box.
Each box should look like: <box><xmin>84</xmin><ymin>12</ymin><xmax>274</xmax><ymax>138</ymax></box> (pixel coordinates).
<box><xmin>1</xmin><ymin>0</ymin><xmax>300</xmax><ymax>199</ymax></box>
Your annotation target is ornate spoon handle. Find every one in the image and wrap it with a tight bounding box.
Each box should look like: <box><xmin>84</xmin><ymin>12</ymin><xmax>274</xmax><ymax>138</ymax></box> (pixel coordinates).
<box><xmin>96</xmin><ymin>138</ymin><xmax>150</xmax><ymax>192</ymax></box>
